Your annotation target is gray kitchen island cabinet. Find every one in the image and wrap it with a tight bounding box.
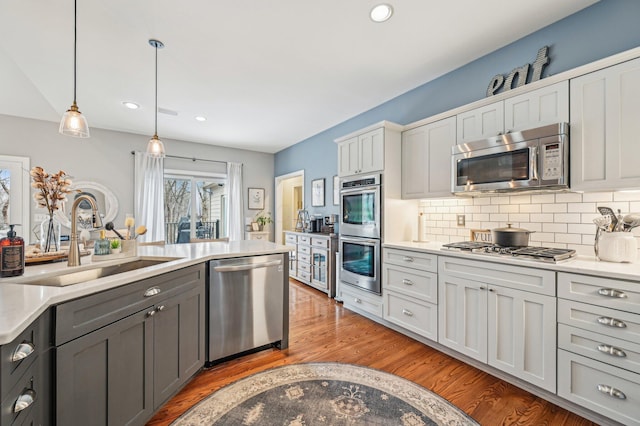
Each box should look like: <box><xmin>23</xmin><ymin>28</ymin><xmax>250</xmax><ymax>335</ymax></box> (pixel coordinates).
<box><xmin>55</xmin><ymin>264</ymin><xmax>205</xmax><ymax>426</ymax></box>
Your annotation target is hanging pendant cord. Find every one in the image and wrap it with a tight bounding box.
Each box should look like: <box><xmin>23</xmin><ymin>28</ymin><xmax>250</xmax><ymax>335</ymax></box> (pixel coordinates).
<box><xmin>154</xmin><ymin>42</ymin><xmax>158</xmax><ymax>136</ymax></box>
<box><xmin>73</xmin><ymin>0</ymin><xmax>77</xmax><ymax>104</ymax></box>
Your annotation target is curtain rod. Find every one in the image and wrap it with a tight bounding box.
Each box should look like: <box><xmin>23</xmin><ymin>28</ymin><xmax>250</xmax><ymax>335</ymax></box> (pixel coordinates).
<box><xmin>131</xmin><ymin>151</ymin><xmax>227</xmax><ymax>165</ymax></box>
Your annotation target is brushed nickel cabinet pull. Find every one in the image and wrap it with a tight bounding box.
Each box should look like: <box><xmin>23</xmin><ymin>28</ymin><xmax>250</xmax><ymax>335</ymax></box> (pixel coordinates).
<box><xmin>354</xmin><ymin>298</ymin><xmax>362</xmax><ymax>304</ymax></box>
<box><xmin>13</xmin><ymin>389</ymin><xmax>36</xmax><ymax>413</ymax></box>
<box><xmin>402</xmin><ymin>278</ymin><xmax>414</xmax><ymax>286</ymax></box>
<box><xmin>144</xmin><ymin>287</ymin><xmax>161</xmax><ymax>297</ymax></box>
<box><xmin>156</xmin><ymin>305</ymin><xmax>165</xmax><ymax>312</ymax></box>
<box><xmin>479</xmin><ymin>286</ymin><xmax>486</xmax><ymax>290</ymax></box>
<box><xmin>597</xmin><ymin>317</ymin><xmax>627</xmax><ymax>328</ymax></box>
<box><xmin>402</xmin><ymin>309</ymin><xmax>414</xmax><ymax>317</ymax></box>
<box><xmin>597</xmin><ymin>344</ymin><xmax>627</xmax><ymax>357</ymax></box>
<box><xmin>11</xmin><ymin>342</ymin><xmax>35</xmax><ymax>362</ymax></box>
<box><xmin>402</xmin><ymin>256</ymin><xmax>414</xmax><ymax>262</ymax></box>
<box><xmin>146</xmin><ymin>309</ymin><xmax>156</xmax><ymax>317</ymax></box>
<box><xmin>597</xmin><ymin>288</ymin><xmax>627</xmax><ymax>298</ymax></box>
<box><xmin>597</xmin><ymin>384</ymin><xmax>626</xmax><ymax>400</ymax></box>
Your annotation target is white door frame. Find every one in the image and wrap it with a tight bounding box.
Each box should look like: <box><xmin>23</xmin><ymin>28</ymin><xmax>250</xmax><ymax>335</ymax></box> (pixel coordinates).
<box><xmin>275</xmin><ymin>170</ymin><xmax>304</xmax><ymax>244</ymax></box>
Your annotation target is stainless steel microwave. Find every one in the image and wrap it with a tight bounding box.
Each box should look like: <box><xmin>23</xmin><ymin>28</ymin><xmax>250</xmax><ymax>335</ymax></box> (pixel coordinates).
<box><xmin>452</xmin><ymin>123</ymin><xmax>569</xmax><ymax>194</ymax></box>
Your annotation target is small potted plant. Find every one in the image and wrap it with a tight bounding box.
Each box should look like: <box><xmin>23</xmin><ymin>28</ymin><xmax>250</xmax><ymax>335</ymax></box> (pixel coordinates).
<box><xmin>110</xmin><ymin>238</ymin><xmax>122</xmax><ymax>254</ymax></box>
<box><xmin>255</xmin><ymin>212</ymin><xmax>273</xmax><ymax>231</ymax></box>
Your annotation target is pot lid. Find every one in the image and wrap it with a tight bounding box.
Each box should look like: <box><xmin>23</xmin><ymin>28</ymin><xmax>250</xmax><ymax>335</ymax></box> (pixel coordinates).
<box><xmin>493</xmin><ymin>223</ymin><xmax>532</xmax><ymax>233</ymax></box>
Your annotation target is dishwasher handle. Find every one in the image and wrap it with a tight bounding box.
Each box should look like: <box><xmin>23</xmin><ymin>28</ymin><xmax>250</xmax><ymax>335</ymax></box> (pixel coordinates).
<box><xmin>213</xmin><ymin>259</ymin><xmax>282</xmax><ymax>273</ymax></box>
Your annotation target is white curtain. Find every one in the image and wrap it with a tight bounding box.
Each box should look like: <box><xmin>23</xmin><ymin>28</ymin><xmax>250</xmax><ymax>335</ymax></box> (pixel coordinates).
<box><xmin>134</xmin><ymin>152</ymin><xmax>165</xmax><ymax>243</ymax></box>
<box><xmin>227</xmin><ymin>162</ymin><xmax>244</xmax><ymax>241</ymax></box>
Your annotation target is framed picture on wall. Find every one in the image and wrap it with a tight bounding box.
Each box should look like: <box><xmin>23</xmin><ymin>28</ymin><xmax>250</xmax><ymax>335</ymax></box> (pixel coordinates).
<box><xmin>333</xmin><ymin>175</ymin><xmax>339</xmax><ymax>205</ymax></box>
<box><xmin>248</xmin><ymin>187</ymin><xmax>265</xmax><ymax>210</ymax></box>
<box><xmin>311</xmin><ymin>178</ymin><xmax>325</xmax><ymax>207</ymax></box>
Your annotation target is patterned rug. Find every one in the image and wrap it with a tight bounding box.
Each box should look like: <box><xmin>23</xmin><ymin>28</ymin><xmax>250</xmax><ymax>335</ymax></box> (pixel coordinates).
<box><xmin>172</xmin><ymin>362</ymin><xmax>478</xmax><ymax>425</ymax></box>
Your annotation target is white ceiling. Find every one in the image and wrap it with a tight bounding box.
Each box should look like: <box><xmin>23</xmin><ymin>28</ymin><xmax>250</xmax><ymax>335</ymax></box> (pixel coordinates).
<box><xmin>0</xmin><ymin>1</ymin><xmax>596</xmax><ymax>153</ymax></box>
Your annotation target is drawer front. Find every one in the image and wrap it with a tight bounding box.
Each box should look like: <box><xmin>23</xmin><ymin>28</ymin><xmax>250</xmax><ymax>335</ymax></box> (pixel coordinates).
<box><xmin>250</xmin><ymin>233</ymin><xmax>267</xmax><ymax>240</ymax></box>
<box><xmin>298</xmin><ymin>253</ymin><xmax>311</xmax><ymax>264</ymax></box>
<box><xmin>385</xmin><ymin>291</ymin><xmax>437</xmax><ymax>341</ymax></box>
<box><xmin>383</xmin><ymin>264</ymin><xmax>437</xmax><ymax>304</ymax></box>
<box><xmin>559</xmin><ymin>324</ymin><xmax>640</xmax><ymax>375</ymax></box>
<box><xmin>558</xmin><ymin>272</ymin><xmax>640</xmax><ymax>314</ymax></box>
<box><xmin>558</xmin><ymin>350</ymin><xmax>640</xmax><ymax>426</ymax></box>
<box><xmin>341</xmin><ymin>284</ymin><xmax>383</xmax><ymax>318</ymax></box>
<box><xmin>55</xmin><ymin>264</ymin><xmax>205</xmax><ymax>345</ymax></box>
<box><xmin>558</xmin><ymin>299</ymin><xmax>640</xmax><ymax>344</ymax></box>
<box><xmin>384</xmin><ymin>248</ymin><xmax>437</xmax><ymax>273</ymax></box>
<box><xmin>1</xmin><ymin>359</ymin><xmax>43</xmax><ymax>426</ymax></box>
<box><xmin>311</xmin><ymin>238</ymin><xmax>329</xmax><ymax>249</ymax></box>
<box><xmin>285</xmin><ymin>234</ymin><xmax>297</xmax><ymax>244</ymax></box>
<box><xmin>297</xmin><ymin>270</ymin><xmax>311</xmax><ymax>283</ymax></box>
<box><xmin>289</xmin><ymin>260</ymin><xmax>297</xmax><ymax>277</ymax></box>
<box><xmin>439</xmin><ymin>256</ymin><xmax>555</xmax><ymax>296</ymax></box>
<box><xmin>298</xmin><ymin>235</ymin><xmax>311</xmax><ymax>245</ymax></box>
<box><xmin>298</xmin><ymin>262</ymin><xmax>311</xmax><ymax>273</ymax></box>
<box><xmin>298</xmin><ymin>245</ymin><xmax>311</xmax><ymax>255</ymax></box>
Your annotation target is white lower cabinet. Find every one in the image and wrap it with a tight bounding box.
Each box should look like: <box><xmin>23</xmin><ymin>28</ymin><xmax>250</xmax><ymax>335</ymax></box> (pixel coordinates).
<box><xmin>340</xmin><ymin>283</ymin><xmax>383</xmax><ymax>318</ymax></box>
<box><xmin>438</xmin><ymin>256</ymin><xmax>556</xmax><ymax>393</ymax></box>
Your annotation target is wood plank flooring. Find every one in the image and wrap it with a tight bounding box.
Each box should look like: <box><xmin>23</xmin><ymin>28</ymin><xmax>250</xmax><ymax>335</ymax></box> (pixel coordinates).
<box><xmin>147</xmin><ymin>280</ymin><xmax>596</xmax><ymax>425</ymax></box>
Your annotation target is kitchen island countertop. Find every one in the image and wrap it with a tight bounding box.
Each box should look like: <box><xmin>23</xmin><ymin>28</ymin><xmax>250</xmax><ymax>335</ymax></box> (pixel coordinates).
<box><xmin>0</xmin><ymin>240</ymin><xmax>294</xmax><ymax>345</ymax></box>
<box><xmin>384</xmin><ymin>240</ymin><xmax>640</xmax><ymax>282</ymax></box>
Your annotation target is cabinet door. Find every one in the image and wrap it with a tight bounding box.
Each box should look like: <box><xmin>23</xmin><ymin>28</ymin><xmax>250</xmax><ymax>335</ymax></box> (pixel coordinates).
<box><xmin>456</xmin><ymin>101</ymin><xmax>504</xmax><ymax>144</ymax></box>
<box><xmin>402</xmin><ymin>117</ymin><xmax>456</xmax><ymax>199</ymax></box>
<box><xmin>311</xmin><ymin>247</ymin><xmax>329</xmax><ymax>291</ymax></box>
<box><xmin>487</xmin><ymin>286</ymin><xmax>556</xmax><ymax>392</ymax></box>
<box><xmin>504</xmin><ymin>81</ymin><xmax>569</xmax><ymax>132</ymax></box>
<box><xmin>358</xmin><ymin>128</ymin><xmax>384</xmax><ymax>174</ymax></box>
<box><xmin>570</xmin><ymin>57</ymin><xmax>640</xmax><ymax>191</ymax></box>
<box><xmin>56</xmin><ymin>309</ymin><xmax>153</xmax><ymax>426</ymax></box>
<box><xmin>153</xmin><ymin>282</ymin><xmax>205</xmax><ymax>409</ymax></box>
<box><xmin>337</xmin><ymin>136</ymin><xmax>359</xmax><ymax>176</ymax></box>
<box><xmin>438</xmin><ymin>274</ymin><xmax>488</xmax><ymax>362</ymax></box>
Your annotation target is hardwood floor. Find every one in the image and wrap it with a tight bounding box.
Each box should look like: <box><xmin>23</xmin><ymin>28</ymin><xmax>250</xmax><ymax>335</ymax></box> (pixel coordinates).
<box><xmin>148</xmin><ymin>280</ymin><xmax>596</xmax><ymax>425</ymax></box>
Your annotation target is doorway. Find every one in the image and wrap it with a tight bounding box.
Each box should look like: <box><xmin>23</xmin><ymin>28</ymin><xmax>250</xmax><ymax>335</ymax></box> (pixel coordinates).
<box><xmin>275</xmin><ymin>170</ymin><xmax>304</xmax><ymax>244</ymax></box>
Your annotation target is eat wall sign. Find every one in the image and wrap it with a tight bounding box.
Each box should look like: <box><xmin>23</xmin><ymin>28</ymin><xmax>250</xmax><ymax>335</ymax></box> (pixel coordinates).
<box><xmin>486</xmin><ymin>46</ymin><xmax>550</xmax><ymax>97</ymax></box>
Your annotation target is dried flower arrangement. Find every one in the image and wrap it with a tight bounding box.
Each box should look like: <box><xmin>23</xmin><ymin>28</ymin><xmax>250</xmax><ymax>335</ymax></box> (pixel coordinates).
<box><xmin>30</xmin><ymin>166</ymin><xmax>73</xmax><ymax>214</ymax></box>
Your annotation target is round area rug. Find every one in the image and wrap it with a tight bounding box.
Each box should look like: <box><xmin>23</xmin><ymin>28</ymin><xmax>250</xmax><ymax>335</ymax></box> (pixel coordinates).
<box><xmin>172</xmin><ymin>362</ymin><xmax>478</xmax><ymax>425</ymax></box>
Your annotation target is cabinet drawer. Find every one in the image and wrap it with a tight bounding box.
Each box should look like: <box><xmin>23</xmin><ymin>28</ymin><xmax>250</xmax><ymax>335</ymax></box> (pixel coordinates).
<box><xmin>559</xmin><ymin>324</ymin><xmax>640</xmax><ymax>375</ymax></box>
<box><xmin>1</xmin><ymin>357</ymin><xmax>44</xmax><ymax>426</ymax></box>
<box><xmin>558</xmin><ymin>350</ymin><xmax>640</xmax><ymax>426</ymax></box>
<box><xmin>341</xmin><ymin>284</ymin><xmax>383</xmax><ymax>318</ymax></box>
<box><xmin>285</xmin><ymin>234</ymin><xmax>297</xmax><ymax>244</ymax></box>
<box><xmin>384</xmin><ymin>248</ymin><xmax>437</xmax><ymax>273</ymax></box>
<box><xmin>298</xmin><ymin>245</ymin><xmax>311</xmax><ymax>255</ymax></box>
<box><xmin>1</xmin><ymin>311</ymin><xmax>50</xmax><ymax>401</ymax></box>
<box><xmin>439</xmin><ymin>256</ymin><xmax>555</xmax><ymax>296</ymax></box>
<box><xmin>298</xmin><ymin>253</ymin><xmax>311</xmax><ymax>264</ymax></box>
<box><xmin>298</xmin><ymin>235</ymin><xmax>311</xmax><ymax>245</ymax></box>
<box><xmin>55</xmin><ymin>264</ymin><xmax>205</xmax><ymax>345</ymax></box>
<box><xmin>311</xmin><ymin>238</ymin><xmax>329</xmax><ymax>249</ymax></box>
<box><xmin>298</xmin><ymin>262</ymin><xmax>311</xmax><ymax>274</ymax></box>
<box><xmin>558</xmin><ymin>272</ymin><xmax>640</xmax><ymax>314</ymax></box>
<box><xmin>558</xmin><ymin>299</ymin><xmax>640</xmax><ymax>344</ymax></box>
<box><xmin>384</xmin><ymin>291</ymin><xmax>437</xmax><ymax>341</ymax></box>
<box><xmin>383</xmin><ymin>264</ymin><xmax>437</xmax><ymax>304</ymax></box>
<box><xmin>297</xmin><ymin>270</ymin><xmax>311</xmax><ymax>283</ymax></box>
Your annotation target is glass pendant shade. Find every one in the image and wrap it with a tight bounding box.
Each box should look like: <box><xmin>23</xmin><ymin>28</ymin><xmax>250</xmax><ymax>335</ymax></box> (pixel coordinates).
<box><xmin>147</xmin><ymin>134</ymin><xmax>165</xmax><ymax>158</ymax></box>
<box><xmin>59</xmin><ymin>102</ymin><xmax>90</xmax><ymax>138</ymax></box>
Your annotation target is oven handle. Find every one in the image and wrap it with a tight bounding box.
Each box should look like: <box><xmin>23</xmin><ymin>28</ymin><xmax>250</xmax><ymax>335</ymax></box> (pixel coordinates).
<box><xmin>340</xmin><ymin>236</ymin><xmax>380</xmax><ymax>246</ymax></box>
<box><xmin>529</xmin><ymin>146</ymin><xmax>539</xmax><ymax>181</ymax></box>
<box><xmin>340</xmin><ymin>185</ymin><xmax>379</xmax><ymax>195</ymax></box>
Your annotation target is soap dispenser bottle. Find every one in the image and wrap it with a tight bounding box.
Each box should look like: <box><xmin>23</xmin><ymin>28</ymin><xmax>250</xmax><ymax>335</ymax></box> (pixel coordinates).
<box><xmin>1</xmin><ymin>224</ymin><xmax>25</xmax><ymax>277</ymax></box>
<box><xmin>93</xmin><ymin>230</ymin><xmax>110</xmax><ymax>256</ymax></box>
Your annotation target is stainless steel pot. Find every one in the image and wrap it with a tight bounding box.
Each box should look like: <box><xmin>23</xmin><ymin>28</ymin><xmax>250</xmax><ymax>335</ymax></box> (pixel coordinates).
<box><xmin>491</xmin><ymin>224</ymin><xmax>534</xmax><ymax>247</ymax></box>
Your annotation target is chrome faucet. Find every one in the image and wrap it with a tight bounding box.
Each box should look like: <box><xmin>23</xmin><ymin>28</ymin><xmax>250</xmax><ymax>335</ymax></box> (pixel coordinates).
<box><xmin>68</xmin><ymin>194</ymin><xmax>103</xmax><ymax>267</ymax></box>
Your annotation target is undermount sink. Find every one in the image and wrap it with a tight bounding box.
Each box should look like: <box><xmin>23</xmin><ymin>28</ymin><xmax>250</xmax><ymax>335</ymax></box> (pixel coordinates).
<box><xmin>15</xmin><ymin>258</ymin><xmax>175</xmax><ymax>287</ymax></box>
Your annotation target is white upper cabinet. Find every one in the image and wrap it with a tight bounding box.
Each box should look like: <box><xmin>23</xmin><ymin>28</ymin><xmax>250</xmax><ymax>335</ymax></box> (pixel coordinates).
<box><xmin>456</xmin><ymin>81</ymin><xmax>569</xmax><ymax>144</ymax></box>
<box><xmin>401</xmin><ymin>116</ymin><xmax>456</xmax><ymax>199</ymax></box>
<box><xmin>337</xmin><ymin>128</ymin><xmax>384</xmax><ymax>177</ymax></box>
<box><xmin>570</xmin><ymin>57</ymin><xmax>640</xmax><ymax>191</ymax></box>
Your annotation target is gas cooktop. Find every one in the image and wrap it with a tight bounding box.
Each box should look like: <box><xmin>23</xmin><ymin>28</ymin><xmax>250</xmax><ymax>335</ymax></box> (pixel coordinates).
<box><xmin>441</xmin><ymin>241</ymin><xmax>576</xmax><ymax>263</ymax></box>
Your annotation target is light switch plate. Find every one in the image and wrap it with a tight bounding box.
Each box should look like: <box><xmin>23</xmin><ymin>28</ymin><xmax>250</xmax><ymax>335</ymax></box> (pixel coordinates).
<box><xmin>457</xmin><ymin>214</ymin><xmax>466</xmax><ymax>226</ymax></box>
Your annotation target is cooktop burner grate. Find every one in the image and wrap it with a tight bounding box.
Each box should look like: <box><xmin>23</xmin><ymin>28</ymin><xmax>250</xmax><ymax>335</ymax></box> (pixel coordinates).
<box><xmin>441</xmin><ymin>242</ymin><xmax>576</xmax><ymax>263</ymax></box>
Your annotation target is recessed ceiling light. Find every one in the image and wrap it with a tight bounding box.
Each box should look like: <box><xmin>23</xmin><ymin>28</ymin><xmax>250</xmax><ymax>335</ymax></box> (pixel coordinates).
<box><xmin>195</xmin><ymin>116</ymin><xmax>207</xmax><ymax>122</ymax></box>
<box><xmin>370</xmin><ymin>4</ymin><xmax>393</xmax><ymax>23</ymax></box>
<box><xmin>122</xmin><ymin>101</ymin><xmax>139</xmax><ymax>109</ymax></box>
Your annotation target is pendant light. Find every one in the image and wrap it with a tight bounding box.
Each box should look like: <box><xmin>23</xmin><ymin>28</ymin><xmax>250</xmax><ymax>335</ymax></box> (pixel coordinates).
<box><xmin>146</xmin><ymin>39</ymin><xmax>166</xmax><ymax>157</ymax></box>
<box><xmin>59</xmin><ymin>0</ymin><xmax>90</xmax><ymax>138</ymax></box>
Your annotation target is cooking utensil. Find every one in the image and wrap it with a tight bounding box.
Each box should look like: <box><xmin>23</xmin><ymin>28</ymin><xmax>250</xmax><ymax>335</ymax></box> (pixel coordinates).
<box><xmin>593</xmin><ymin>216</ymin><xmax>612</xmax><ymax>258</ymax></box>
<box><xmin>491</xmin><ymin>224</ymin><xmax>534</xmax><ymax>247</ymax></box>
<box><xmin>597</xmin><ymin>206</ymin><xmax>618</xmax><ymax>232</ymax></box>
<box><xmin>622</xmin><ymin>214</ymin><xmax>640</xmax><ymax>232</ymax></box>
<box><xmin>104</xmin><ymin>222</ymin><xmax>125</xmax><ymax>240</ymax></box>
<box><xmin>134</xmin><ymin>225</ymin><xmax>147</xmax><ymax>239</ymax></box>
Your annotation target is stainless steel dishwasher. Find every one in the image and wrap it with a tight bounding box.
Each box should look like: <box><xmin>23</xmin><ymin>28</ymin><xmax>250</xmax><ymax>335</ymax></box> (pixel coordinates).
<box><xmin>208</xmin><ymin>254</ymin><xmax>285</xmax><ymax>363</ymax></box>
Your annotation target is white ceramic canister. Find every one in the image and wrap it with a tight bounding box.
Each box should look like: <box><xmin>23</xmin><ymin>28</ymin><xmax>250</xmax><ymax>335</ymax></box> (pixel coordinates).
<box><xmin>597</xmin><ymin>232</ymin><xmax>638</xmax><ymax>263</ymax></box>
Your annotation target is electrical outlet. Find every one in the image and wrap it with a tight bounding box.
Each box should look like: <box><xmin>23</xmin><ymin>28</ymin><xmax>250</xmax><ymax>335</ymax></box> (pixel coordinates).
<box><xmin>457</xmin><ymin>214</ymin><xmax>466</xmax><ymax>226</ymax></box>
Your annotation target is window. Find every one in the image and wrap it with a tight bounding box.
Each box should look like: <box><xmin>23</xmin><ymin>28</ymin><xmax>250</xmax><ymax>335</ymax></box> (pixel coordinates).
<box><xmin>0</xmin><ymin>155</ymin><xmax>30</xmax><ymax>239</ymax></box>
<box><xmin>164</xmin><ymin>171</ymin><xmax>227</xmax><ymax>244</ymax></box>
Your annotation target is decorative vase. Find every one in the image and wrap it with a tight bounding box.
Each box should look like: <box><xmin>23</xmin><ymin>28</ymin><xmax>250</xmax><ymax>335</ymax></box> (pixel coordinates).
<box><xmin>40</xmin><ymin>214</ymin><xmax>61</xmax><ymax>253</ymax></box>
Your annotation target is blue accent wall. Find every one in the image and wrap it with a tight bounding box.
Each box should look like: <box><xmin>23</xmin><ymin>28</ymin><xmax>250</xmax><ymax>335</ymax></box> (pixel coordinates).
<box><xmin>275</xmin><ymin>0</ymin><xmax>640</xmax><ymax>216</ymax></box>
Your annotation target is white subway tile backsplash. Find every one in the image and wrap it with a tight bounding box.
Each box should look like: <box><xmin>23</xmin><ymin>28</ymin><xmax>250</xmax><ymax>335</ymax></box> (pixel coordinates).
<box><xmin>520</xmin><ymin>204</ymin><xmax>542</xmax><ymax>213</ymax></box>
<box><xmin>583</xmin><ymin>192</ymin><xmax>613</xmax><ymax>202</ymax></box>
<box><xmin>510</xmin><ymin>195</ymin><xmax>531</xmax><ymax>204</ymax></box>
<box><xmin>530</xmin><ymin>213</ymin><xmax>555</xmax><ymax>223</ymax></box>
<box><xmin>568</xmin><ymin>224</ymin><xmax>596</xmax><ymax>234</ymax></box>
<box><xmin>614</xmin><ymin>192</ymin><xmax>640</xmax><ymax>201</ymax></box>
<box><xmin>473</xmin><ymin>197</ymin><xmax>491</xmax><ymax>205</ymax></box>
<box><xmin>568</xmin><ymin>202</ymin><xmax>597</xmax><ymax>213</ymax></box>
<box><xmin>473</xmin><ymin>213</ymin><xmax>490</xmax><ymax>222</ymax></box>
<box><xmin>554</xmin><ymin>213</ymin><xmax>581</xmax><ymax>223</ymax></box>
<box><xmin>543</xmin><ymin>223</ymin><xmax>568</xmax><ymax>233</ymax></box>
<box><xmin>555</xmin><ymin>193</ymin><xmax>582</xmax><ymax>203</ymax></box>
<box><xmin>499</xmin><ymin>204</ymin><xmax>520</xmax><ymax>213</ymax></box>
<box><xmin>530</xmin><ymin>232</ymin><xmax>555</xmax><ymax>243</ymax></box>
<box><xmin>542</xmin><ymin>203</ymin><xmax>567</xmax><ymax>213</ymax></box>
<box><xmin>490</xmin><ymin>197</ymin><xmax>510</xmax><ymax>205</ymax></box>
<box><xmin>555</xmin><ymin>233</ymin><xmax>582</xmax><ymax>244</ymax></box>
<box><xmin>508</xmin><ymin>213</ymin><xmax>530</xmax><ymax>223</ymax></box>
<box><xmin>531</xmin><ymin>194</ymin><xmax>555</xmax><ymax>204</ymax></box>
<box><xmin>489</xmin><ymin>213</ymin><xmax>509</xmax><ymax>222</ymax></box>
<box><xmin>481</xmin><ymin>205</ymin><xmax>500</xmax><ymax>213</ymax></box>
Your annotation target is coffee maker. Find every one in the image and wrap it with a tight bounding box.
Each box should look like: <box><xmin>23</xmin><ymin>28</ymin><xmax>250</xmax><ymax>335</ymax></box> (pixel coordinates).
<box><xmin>323</xmin><ymin>214</ymin><xmax>338</xmax><ymax>234</ymax></box>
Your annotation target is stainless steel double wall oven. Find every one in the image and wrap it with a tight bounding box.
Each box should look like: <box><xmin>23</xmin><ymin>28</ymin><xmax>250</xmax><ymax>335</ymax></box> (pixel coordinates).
<box><xmin>339</xmin><ymin>174</ymin><xmax>382</xmax><ymax>295</ymax></box>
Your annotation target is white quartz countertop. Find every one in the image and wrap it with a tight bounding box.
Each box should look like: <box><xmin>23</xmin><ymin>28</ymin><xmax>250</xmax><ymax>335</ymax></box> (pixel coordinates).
<box><xmin>0</xmin><ymin>240</ymin><xmax>294</xmax><ymax>345</ymax></box>
<box><xmin>384</xmin><ymin>240</ymin><xmax>640</xmax><ymax>281</ymax></box>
